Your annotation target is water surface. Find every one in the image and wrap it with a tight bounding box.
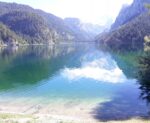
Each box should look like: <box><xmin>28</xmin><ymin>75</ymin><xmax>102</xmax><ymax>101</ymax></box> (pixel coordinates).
<box><xmin>0</xmin><ymin>43</ymin><xmax>149</xmax><ymax>121</ymax></box>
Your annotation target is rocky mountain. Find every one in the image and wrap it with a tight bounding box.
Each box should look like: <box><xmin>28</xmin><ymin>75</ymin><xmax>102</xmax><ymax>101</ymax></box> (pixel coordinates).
<box><xmin>64</xmin><ymin>18</ymin><xmax>104</xmax><ymax>41</ymax></box>
<box><xmin>0</xmin><ymin>2</ymin><xmax>83</xmax><ymax>46</ymax></box>
<box><xmin>96</xmin><ymin>0</ymin><xmax>150</xmax><ymax>51</ymax></box>
<box><xmin>36</xmin><ymin>11</ymin><xmax>77</xmax><ymax>41</ymax></box>
<box><xmin>0</xmin><ymin>22</ymin><xmax>26</xmax><ymax>46</ymax></box>
<box><xmin>111</xmin><ymin>0</ymin><xmax>150</xmax><ymax>30</ymax></box>
<box><xmin>0</xmin><ymin>2</ymin><xmax>104</xmax><ymax>46</ymax></box>
<box><xmin>0</xmin><ymin>2</ymin><xmax>79</xmax><ymax>45</ymax></box>
<box><xmin>96</xmin><ymin>13</ymin><xmax>150</xmax><ymax>51</ymax></box>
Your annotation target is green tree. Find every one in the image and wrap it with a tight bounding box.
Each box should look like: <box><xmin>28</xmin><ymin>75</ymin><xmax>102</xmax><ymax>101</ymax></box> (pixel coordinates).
<box><xmin>138</xmin><ymin>52</ymin><xmax>150</xmax><ymax>104</ymax></box>
<box><xmin>144</xmin><ymin>3</ymin><xmax>150</xmax><ymax>10</ymax></box>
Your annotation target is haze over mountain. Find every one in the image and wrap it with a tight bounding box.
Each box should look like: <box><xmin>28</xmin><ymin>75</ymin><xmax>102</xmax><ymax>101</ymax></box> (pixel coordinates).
<box><xmin>0</xmin><ymin>0</ymin><xmax>138</xmax><ymax>47</ymax></box>
<box><xmin>0</xmin><ymin>1</ymin><xmax>104</xmax><ymax>46</ymax></box>
<box><xmin>0</xmin><ymin>2</ymin><xmax>77</xmax><ymax>46</ymax></box>
<box><xmin>111</xmin><ymin>0</ymin><xmax>150</xmax><ymax>30</ymax></box>
<box><xmin>64</xmin><ymin>18</ymin><xmax>105</xmax><ymax>41</ymax></box>
<box><xmin>1</xmin><ymin>0</ymin><xmax>133</xmax><ymax>25</ymax></box>
<box><xmin>96</xmin><ymin>0</ymin><xmax>150</xmax><ymax>51</ymax></box>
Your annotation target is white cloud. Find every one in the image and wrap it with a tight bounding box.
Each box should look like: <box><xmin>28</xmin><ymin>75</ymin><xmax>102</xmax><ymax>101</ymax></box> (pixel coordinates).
<box><xmin>62</xmin><ymin>57</ymin><xmax>128</xmax><ymax>84</ymax></box>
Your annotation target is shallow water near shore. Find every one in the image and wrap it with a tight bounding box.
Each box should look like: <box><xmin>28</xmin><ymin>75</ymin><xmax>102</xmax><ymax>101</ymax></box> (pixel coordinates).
<box><xmin>0</xmin><ymin>43</ymin><xmax>149</xmax><ymax>122</ymax></box>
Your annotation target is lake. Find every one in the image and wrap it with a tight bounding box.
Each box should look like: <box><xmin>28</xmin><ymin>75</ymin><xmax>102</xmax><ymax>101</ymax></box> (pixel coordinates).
<box><xmin>0</xmin><ymin>43</ymin><xmax>149</xmax><ymax>122</ymax></box>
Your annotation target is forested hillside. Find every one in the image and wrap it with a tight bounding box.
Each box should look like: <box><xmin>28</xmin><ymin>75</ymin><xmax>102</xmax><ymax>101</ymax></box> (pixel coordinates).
<box><xmin>0</xmin><ymin>22</ymin><xmax>25</xmax><ymax>46</ymax></box>
<box><xmin>0</xmin><ymin>2</ymin><xmax>103</xmax><ymax>46</ymax></box>
<box><xmin>111</xmin><ymin>0</ymin><xmax>150</xmax><ymax>30</ymax></box>
<box><xmin>0</xmin><ymin>11</ymin><xmax>55</xmax><ymax>44</ymax></box>
<box><xmin>96</xmin><ymin>0</ymin><xmax>150</xmax><ymax>51</ymax></box>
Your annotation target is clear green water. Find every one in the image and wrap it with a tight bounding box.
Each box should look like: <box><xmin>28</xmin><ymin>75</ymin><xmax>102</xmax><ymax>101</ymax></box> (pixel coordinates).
<box><xmin>0</xmin><ymin>43</ymin><xmax>149</xmax><ymax>121</ymax></box>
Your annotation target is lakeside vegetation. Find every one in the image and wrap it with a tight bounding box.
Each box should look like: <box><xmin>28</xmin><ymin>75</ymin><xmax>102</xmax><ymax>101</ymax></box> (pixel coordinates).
<box><xmin>96</xmin><ymin>1</ymin><xmax>150</xmax><ymax>52</ymax></box>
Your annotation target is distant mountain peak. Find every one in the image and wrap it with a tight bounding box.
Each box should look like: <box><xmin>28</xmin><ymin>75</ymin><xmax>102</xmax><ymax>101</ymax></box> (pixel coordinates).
<box><xmin>64</xmin><ymin>17</ymin><xmax>106</xmax><ymax>41</ymax></box>
<box><xmin>111</xmin><ymin>0</ymin><xmax>150</xmax><ymax>30</ymax></box>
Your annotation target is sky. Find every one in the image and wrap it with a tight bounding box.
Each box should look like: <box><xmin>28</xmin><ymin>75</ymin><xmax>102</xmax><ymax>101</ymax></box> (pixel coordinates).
<box><xmin>1</xmin><ymin>0</ymin><xmax>133</xmax><ymax>25</ymax></box>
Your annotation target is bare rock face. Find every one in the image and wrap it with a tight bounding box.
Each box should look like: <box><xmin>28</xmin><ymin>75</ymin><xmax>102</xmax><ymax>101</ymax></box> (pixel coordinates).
<box><xmin>111</xmin><ymin>0</ymin><xmax>150</xmax><ymax>30</ymax></box>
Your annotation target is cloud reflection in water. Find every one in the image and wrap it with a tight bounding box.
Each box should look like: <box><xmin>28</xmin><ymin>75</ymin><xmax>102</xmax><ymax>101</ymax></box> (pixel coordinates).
<box><xmin>62</xmin><ymin>54</ymin><xmax>128</xmax><ymax>84</ymax></box>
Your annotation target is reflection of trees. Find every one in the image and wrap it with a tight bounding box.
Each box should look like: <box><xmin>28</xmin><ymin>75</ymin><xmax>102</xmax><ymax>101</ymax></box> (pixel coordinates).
<box><xmin>110</xmin><ymin>50</ymin><xmax>150</xmax><ymax>104</ymax></box>
<box><xmin>138</xmin><ymin>52</ymin><xmax>150</xmax><ymax>104</ymax></box>
<box><xmin>90</xmin><ymin>50</ymin><xmax>150</xmax><ymax>121</ymax></box>
<box><xmin>111</xmin><ymin>51</ymin><xmax>142</xmax><ymax>79</ymax></box>
<box><xmin>0</xmin><ymin>45</ymin><xmax>81</xmax><ymax>90</ymax></box>
<box><xmin>111</xmin><ymin>50</ymin><xmax>150</xmax><ymax>104</ymax></box>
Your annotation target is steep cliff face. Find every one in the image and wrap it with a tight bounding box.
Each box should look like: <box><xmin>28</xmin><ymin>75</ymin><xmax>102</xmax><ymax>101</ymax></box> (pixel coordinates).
<box><xmin>96</xmin><ymin>13</ymin><xmax>150</xmax><ymax>51</ymax></box>
<box><xmin>111</xmin><ymin>0</ymin><xmax>150</xmax><ymax>30</ymax></box>
<box><xmin>96</xmin><ymin>0</ymin><xmax>150</xmax><ymax>51</ymax></box>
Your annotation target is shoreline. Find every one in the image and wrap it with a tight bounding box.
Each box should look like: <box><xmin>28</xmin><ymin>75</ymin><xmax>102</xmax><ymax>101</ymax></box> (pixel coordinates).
<box><xmin>0</xmin><ymin>41</ymin><xmax>96</xmax><ymax>48</ymax></box>
<box><xmin>0</xmin><ymin>43</ymin><xmax>55</xmax><ymax>48</ymax></box>
<box><xmin>0</xmin><ymin>99</ymin><xmax>149</xmax><ymax>123</ymax></box>
<box><xmin>0</xmin><ymin>112</ymin><xmax>148</xmax><ymax>123</ymax></box>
